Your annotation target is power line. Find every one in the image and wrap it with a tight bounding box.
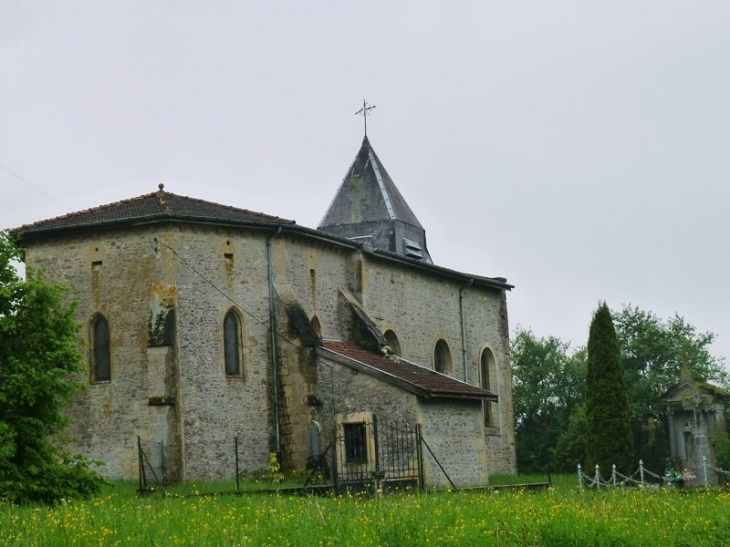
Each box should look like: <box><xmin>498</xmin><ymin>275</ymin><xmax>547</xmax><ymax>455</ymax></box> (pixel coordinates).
<box><xmin>154</xmin><ymin>238</ymin><xmax>303</xmax><ymax>351</ymax></box>
<box><xmin>0</xmin><ymin>161</ymin><xmax>71</xmax><ymax>211</ymax></box>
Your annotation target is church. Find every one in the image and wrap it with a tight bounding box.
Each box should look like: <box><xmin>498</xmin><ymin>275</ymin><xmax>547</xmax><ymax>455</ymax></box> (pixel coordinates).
<box><xmin>15</xmin><ymin>134</ymin><xmax>517</xmax><ymax>487</ymax></box>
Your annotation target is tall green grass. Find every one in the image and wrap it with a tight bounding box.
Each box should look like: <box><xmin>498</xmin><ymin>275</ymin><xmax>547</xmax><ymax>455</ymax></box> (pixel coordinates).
<box><xmin>2</xmin><ymin>476</ymin><xmax>730</xmax><ymax>546</ymax></box>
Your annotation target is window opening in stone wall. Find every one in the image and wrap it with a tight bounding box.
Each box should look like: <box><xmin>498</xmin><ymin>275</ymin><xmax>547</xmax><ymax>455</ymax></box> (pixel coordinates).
<box><xmin>343</xmin><ymin>422</ymin><xmax>368</xmax><ymax>463</ymax></box>
<box><xmin>224</xmin><ymin>309</ymin><xmax>242</xmax><ymax>376</ymax></box>
<box><xmin>307</xmin><ymin>420</ymin><xmax>322</xmax><ymax>457</ymax></box>
<box><xmin>162</xmin><ymin>308</ymin><xmax>176</xmax><ymax>346</ymax></box>
<box><xmin>311</xmin><ymin>315</ymin><xmax>322</xmax><ymax>337</ymax></box>
<box><xmin>92</xmin><ymin>260</ymin><xmax>102</xmax><ymax>271</ymax></box>
<box><xmin>224</xmin><ymin>253</ymin><xmax>234</xmax><ymax>261</ymax></box>
<box><xmin>309</xmin><ymin>269</ymin><xmax>317</xmax><ymax>306</ymax></box>
<box><xmin>481</xmin><ymin>348</ymin><xmax>498</xmax><ymax>428</ymax></box>
<box><xmin>434</xmin><ymin>339</ymin><xmax>452</xmax><ymax>374</ymax></box>
<box><xmin>91</xmin><ymin>314</ymin><xmax>111</xmax><ymax>382</ymax></box>
<box><xmin>383</xmin><ymin>329</ymin><xmax>401</xmax><ymax>355</ymax></box>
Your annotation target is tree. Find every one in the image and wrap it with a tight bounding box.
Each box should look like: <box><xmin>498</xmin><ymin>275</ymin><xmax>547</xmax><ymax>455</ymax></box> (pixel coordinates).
<box><xmin>512</xmin><ymin>305</ymin><xmax>727</xmax><ymax>474</ymax></box>
<box><xmin>585</xmin><ymin>302</ymin><xmax>634</xmax><ymax>474</ymax></box>
<box><xmin>0</xmin><ymin>232</ymin><xmax>105</xmax><ymax>504</ymax></box>
<box><xmin>511</xmin><ymin>329</ymin><xmax>586</xmax><ymax>472</ymax></box>
<box><xmin>614</xmin><ymin>306</ymin><xmax>727</xmax><ymax>472</ymax></box>
<box><xmin>553</xmin><ymin>404</ymin><xmax>588</xmax><ymax>472</ymax></box>
<box><xmin>614</xmin><ymin>305</ymin><xmax>728</xmax><ymax>421</ymax></box>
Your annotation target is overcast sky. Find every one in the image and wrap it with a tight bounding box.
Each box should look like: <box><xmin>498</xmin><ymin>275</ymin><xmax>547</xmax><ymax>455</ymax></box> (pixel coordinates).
<box><xmin>2</xmin><ymin>2</ymin><xmax>729</xmax><ymax>363</ymax></box>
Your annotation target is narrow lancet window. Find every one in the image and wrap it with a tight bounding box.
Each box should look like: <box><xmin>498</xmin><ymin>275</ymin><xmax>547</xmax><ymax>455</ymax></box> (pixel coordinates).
<box><xmin>224</xmin><ymin>310</ymin><xmax>242</xmax><ymax>376</ymax></box>
<box><xmin>91</xmin><ymin>314</ymin><xmax>111</xmax><ymax>382</ymax></box>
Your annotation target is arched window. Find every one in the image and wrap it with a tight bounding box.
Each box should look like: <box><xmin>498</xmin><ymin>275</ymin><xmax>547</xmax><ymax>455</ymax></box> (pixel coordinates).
<box><xmin>224</xmin><ymin>309</ymin><xmax>242</xmax><ymax>376</ymax></box>
<box><xmin>383</xmin><ymin>329</ymin><xmax>401</xmax><ymax>355</ymax></box>
<box><xmin>481</xmin><ymin>348</ymin><xmax>497</xmax><ymax>428</ymax></box>
<box><xmin>90</xmin><ymin>314</ymin><xmax>111</xmax><ymax>382</ymax></box>
<box><xmin>434</xmin><ymin>339</ymin><xmax>452</xmax><ymax>374</ymax></box>
<box><xmin>307</xmin><ymin>420</ymin><xmax>322</xmax><ymax>457</ymax></box>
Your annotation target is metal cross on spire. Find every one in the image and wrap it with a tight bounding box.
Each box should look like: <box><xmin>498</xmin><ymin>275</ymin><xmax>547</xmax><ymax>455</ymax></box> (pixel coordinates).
<box><xmin>355</xmin><ymin>99</ymin><xmax>376</xmax><ymax>137</ymax></box>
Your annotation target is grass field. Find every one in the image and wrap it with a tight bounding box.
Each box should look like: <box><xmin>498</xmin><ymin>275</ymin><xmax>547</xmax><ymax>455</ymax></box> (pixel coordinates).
<box><xmin>2</xmin><ymin>477</ymin><xmax>730</xmax><ymax>546</ymax></box>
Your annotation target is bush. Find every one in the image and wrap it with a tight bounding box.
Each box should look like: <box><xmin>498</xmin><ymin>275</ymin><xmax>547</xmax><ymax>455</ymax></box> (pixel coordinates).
<box><xmin>0</xmin><ymin>232</ymin><xmax>106</xmax><ymax>504</ymax></box>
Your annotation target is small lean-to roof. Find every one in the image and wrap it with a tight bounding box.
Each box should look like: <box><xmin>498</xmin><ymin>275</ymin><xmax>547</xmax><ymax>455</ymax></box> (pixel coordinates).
<box><xmin>15</xmin><ymin>184</ymin><xmax>294</xmax><ymax>239</ymax></box>
<box><xmin>318</xmin><ymin>340</ymin><xmax>496</xmax><ymax>401</ymax></box>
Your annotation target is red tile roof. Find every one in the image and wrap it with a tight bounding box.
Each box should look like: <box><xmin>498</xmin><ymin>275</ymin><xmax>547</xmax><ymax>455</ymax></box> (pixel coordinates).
<box><xmin>318</xmin><ymin>340</ymin><xmax>496</xmax><ymax>401</ymax></box>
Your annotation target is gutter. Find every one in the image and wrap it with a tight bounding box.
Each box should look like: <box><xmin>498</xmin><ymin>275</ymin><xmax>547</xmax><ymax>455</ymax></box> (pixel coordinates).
<box><xmin>267</xmin><ymin>227</ymin><xmax>283</xmax><ymax>461</ymax></box>
<box><xmin>16</xmin><ymin>214</ymin><xmax>512</xmax><ymax>292</ymax></box>
<box><xmin>459</xmin><ymin>278</ymin><xmax>473</xmax><ymax>383</ymax></box>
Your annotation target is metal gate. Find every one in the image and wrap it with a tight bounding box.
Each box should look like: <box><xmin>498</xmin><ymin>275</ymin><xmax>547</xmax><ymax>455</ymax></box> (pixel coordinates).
<box><xmin>333</xmin><ymin>416</ymin><xmax>423</xmax><ymax>493</ymax></box>
<box><xmin>137</xmin><ymin>436</ymin><xmax>170</xmax><ymax>493</ymax></box>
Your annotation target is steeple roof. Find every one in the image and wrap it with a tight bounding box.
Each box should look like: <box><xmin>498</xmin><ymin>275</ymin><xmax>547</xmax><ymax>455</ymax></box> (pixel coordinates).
<box><xmin>318</xmin><ymin>136</ymin><xmax>432</xmax><ymax>263</ymax></box>
<box><xmin>319</xmin><ymin>136</ymin><xmax>422</xmax><ymax>228</ymax></box>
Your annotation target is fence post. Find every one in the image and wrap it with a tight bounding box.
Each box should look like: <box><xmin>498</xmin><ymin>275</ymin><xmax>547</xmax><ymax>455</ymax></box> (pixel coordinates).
<box><xmin>639</xmin><ymin>460</ymin><xmax>645</xmax><ymax>486</ymax></box>
<box><xmin>159</xmin><ymin>441</ymin><xmax>165</xmax><ymax>484</ymax></box>
<box><xmin>372</xmin><ymin>415</ymin><xmax>380</xmax><ymax>494</ymax></box>
<box><xmin>595</xmin><ymin>464</ymin><xmax>600</xmax><ymax>489</ymax></box>
<box><xmin>235</xmin><ymin>436</ymin><xmax>240</xmax><ymax>495</ymax></box>
<box><xmin>416</xmin><ymin>423</ymin><xmax>425</xmax><ymax>491</ymax></box>
<box><xmin>703</xmin><ymin>455</ymin><xmax>708</xmax><ymax>488</ymax></box>
<box><xmin>577</xmin><ymin>464</ymin><xmax>582</xmax><ymax>487</ymax></box>
<box><xmin>612</xmin><ymin>464</ymin><xmax>617</xmax><ymax>487</ymax></box>
<box><xmin>137</xmin><ymin>436</ymin><xmax>144</xmax><ymax>493</ymax></box>
<box><xmin>332</xmin><ymin>422</ymin><xmax>339</xmax><ymax>495</ymax></box>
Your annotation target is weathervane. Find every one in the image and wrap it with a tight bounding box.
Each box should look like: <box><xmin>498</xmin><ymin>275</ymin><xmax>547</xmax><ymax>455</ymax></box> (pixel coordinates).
<box><xmin>355</xmin><ymin>99</ymin><xmax>376</xmax><ymax>136</ymax></box>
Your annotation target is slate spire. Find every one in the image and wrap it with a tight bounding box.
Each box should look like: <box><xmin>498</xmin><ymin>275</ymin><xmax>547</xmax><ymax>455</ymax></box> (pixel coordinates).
<box><xmin>318</xmin><ymin>136</ymin><xmax>432</xmax><ymax>263</ymax></box>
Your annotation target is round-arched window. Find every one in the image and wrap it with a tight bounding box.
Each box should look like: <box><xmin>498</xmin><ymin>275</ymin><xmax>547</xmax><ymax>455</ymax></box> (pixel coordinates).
<box><xmin>224</xmin><ymin>309</ymin><xmax>242</xmax><ymax>376</ymax></box>
<box><xmin>480</xmin><ymin>348</ymin><xmax>497</xmax><ymax>427</ymax></box>
<box><xmin>383</xmin><ymin>329</ymin><xmax>401</xmax><ymax>355</ymax></box>
<box><xmin>434</xmin><ymin>339</ymin><xmax>452</xmax><ymax>374</ymax></box>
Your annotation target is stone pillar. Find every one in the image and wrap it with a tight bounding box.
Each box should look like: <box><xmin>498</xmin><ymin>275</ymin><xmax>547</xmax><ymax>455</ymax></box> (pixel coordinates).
<box><xmin>667</xmin><ymin>407</ymin><xmax>677</xmax><ymax>459</ymax></box>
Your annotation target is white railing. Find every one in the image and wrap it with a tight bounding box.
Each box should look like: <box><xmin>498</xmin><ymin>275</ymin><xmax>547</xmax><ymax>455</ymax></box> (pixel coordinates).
<box><xmin>577</xmin><ymin>456</ymin><xmax>715</xmax><ymax>488</ymax></box>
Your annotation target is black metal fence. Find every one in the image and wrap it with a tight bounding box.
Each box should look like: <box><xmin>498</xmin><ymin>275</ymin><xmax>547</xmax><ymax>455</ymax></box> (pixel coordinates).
<box><xmin>137</xmin><ymin>436</ymin><xmax>244</xmax><ymax>495</ymax></box>
<box><xmin>332</xmin><ymin>417</ymin><xmax>423</xmax><ymax>493</ymax></box>
<box><xmin>137</xmin><ymin>417</ymin><xmax>435</xmax><ymax>495</ymax></box>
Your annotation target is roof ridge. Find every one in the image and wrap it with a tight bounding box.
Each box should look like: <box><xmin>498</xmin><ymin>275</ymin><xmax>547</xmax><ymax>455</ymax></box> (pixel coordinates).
<box><xmin>367</xmin><ymin>147</ymin><xmax>396</xmax><ymax>220</ymax></box>
<box><xmin>17</xmin><ymin>184</ymin><xmax>296</xmax><ymax>233</ymax></box>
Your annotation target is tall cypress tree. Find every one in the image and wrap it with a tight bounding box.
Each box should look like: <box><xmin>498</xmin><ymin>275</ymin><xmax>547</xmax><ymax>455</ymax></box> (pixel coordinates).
<box><xmin>585</xmin><ymin>302</ymin><xmax>634</xmax><ymax>476</ymax></box>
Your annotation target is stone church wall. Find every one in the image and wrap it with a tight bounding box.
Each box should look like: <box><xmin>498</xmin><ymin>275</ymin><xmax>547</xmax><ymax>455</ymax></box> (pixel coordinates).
<box><xmin>270</xmin><ymin>234</ymin><xmax>355</xmax><ymax>342</ymax></box>
<box><xmin>25</xmin><ymin>227</ymin><xmax>177</xmax><ymax>479</ymax></box>
<box><xmin>23</xmin><ymin>222</ymin><xmax>516</xmax><ymax>480</ymax></box>
<box><xmin>269</xmin><ymin>236</ymin><xmax>515</xmax><ymax>476</ymax></box>
<box><xmin>357</xmin><ymin>255</ymin><xmax>516</xmax><ymax>475</ymax></box>
<box><xmin>166</xmin><ymin>226</ymin><xmax>273</xmax><ymax>480</ymax></box>
<box><xmin>318</xmin><ymin>357</ymin><xmax>419</xmax><ymax>430</ymax></box>
<box><xmin>316</xmin><ymin>358</ymin><xmax>419</xmax><ymax>459</ymax></box>
<box><xmin>417</xmin><ymin>399</ymin><xmax>490</xmax><ymax>486</ymax></box>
